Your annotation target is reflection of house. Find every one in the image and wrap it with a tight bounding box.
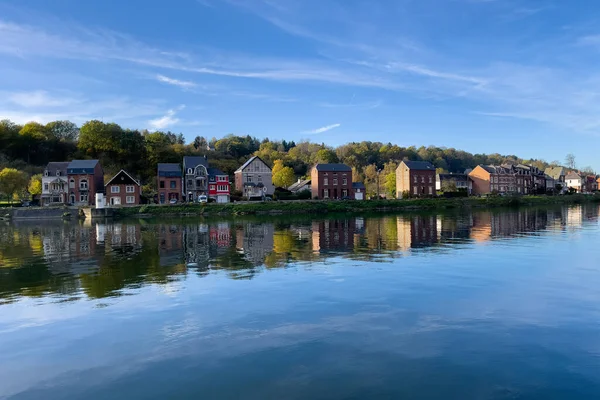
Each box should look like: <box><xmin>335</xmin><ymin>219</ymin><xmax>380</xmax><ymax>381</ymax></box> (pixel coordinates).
<box><xmin>157</xmin><ymin>163</ymin><xmax>181</xmax><ymax>204</ymax></box>
<box><xmin>311</xmin><ymin>219</ymin><xmax>356</xmax><ymax>252</ymax></box>
<box><xmin>235</xmin><ymin>222</ymin><xmax>275</xmax><ymax>265</ymax></box>
<box><xmin>396</xmin><ymin>215</ymin><xmax>437</xmax><ymax>251</ymax></box>
<box><xmin>311</xmin><ymin>164</ymin><xmax>353</xmax><ymax>200</ymax></box>
<box><xmin>158</xmin><ymin>224</ymin><xmax>184</xmax><ymax>266</ymax></box>
<box><xmin>396</xmin><ymin>161</ymin><xmax>436</xmax><ymax>198</ymax></box>
<box><xmin>183</xmin><ymin>156</ymin><xmax>209</xmax><ymax>202</ymax></box>
<box><xmin>436</xmin><ymin>173</ymin><xmax>472</xmax><ymax>194</ymax></box>
<box><xmin>235</xmin><ymin>156</ymin><xmax>274</xmax><ymax>198</ymax></box>
<box><xmin>183</xmin><ymin>224</ymin><xmax>210</xmax><ymax>266</ymax></box>
<box><xmin>207</xmin><ymin>168</ymin><xmax>230</xmax><ymax>203</ymax></box>
<box><xmin>288</xmin><ymin>178</ymin><xmax>311</xmax><ymax>194</ymax></box>
<box><xmin>105</xmin><ymin>170</ymin><xmax>141</xmax><ymax>206</ymax></box>
<box><xmin>41</xmin><ymin>162</ymin><xmax>69</xmax><ymax>206</ymax></box>
<box><xmin>67</xmin><ymin>160</ymin><xmax>104</xmax><ymax>206</ymax></box>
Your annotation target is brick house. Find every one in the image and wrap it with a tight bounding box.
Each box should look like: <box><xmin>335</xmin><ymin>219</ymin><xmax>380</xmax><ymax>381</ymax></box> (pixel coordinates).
<box><xmin>469</xmin><ymin>165</ymin><xmax>517</xmax><ymax>195</ymax></box>
<box><xmin>234</xmin><ymin>156</ymin><xmax>274</xmax><ymax>198</ymax></box>
<box><xmin>584</xmin><ymin>175</ymin><xmax>598</xmax><ymax>193</ymax></box>
<box><xmin>395</xmin><ymin>161</ymin><xmax>436</xmax><ymax>198</ymax></box>
<box><xmin>105</xmin><ymin>170</ymin><xmax>141</xmax><ymax>206</ymax></box>
<box><xmin>207</xmin><ymin>167</ymin><xmax>230</xmax><ymax>203</ymax></box>
<box><xmin>311</xmin><ymin>163</ymin><xmax>353</xmax><ymax>200</ymax></box>
<box><xmin>183</xmin><ymin>156</ymin><xmax>209</xmax><ymax>203</ymax></box>
<box><xmin>157</xmin><ymin>163</ymin><xmax>181</xmax><ymax>204</ymax></box>
<box><xmin>41</xmin><ymin>162</ymin><xmax>69</xmax><ymax>206</ymax></box>
<box><xmin>67</xmin><ymin>160</ymin><xmax>104</xmax><ymax>206</ymax></box>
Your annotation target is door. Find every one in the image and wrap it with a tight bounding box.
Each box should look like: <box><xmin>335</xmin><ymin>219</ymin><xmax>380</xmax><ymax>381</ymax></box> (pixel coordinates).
<box><xmin>111</xmin><ymin>197</ymin><xmax>121</xmax><ymax>206</ymax></box>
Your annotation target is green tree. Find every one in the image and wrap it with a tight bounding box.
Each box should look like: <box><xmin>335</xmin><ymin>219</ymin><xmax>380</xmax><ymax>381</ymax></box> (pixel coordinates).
<box><xmin>272</xmin><ymin>159</ymin><xmax>284</xmax><ymax>178</ymax></box>
<box><xmin>313</xmin><ymin>148</ymin><xmax>339</xmax><ymax>164</ymax></box>
<box><xmin>0</xmin><ymin>168</ymin><xmax>29</xmax><ymax>203</ymax></box>
<box><xmin>46</xmin><ymin>120</ymin><xmax>79</xmax><ymax>141</ymax></box>
<box><xmin>19</xmin><ymin>122</ymin><xmax>48</xmax><ymax>140</ymax></box>
<box><xmin>384</xmin><ymin>171</ymin><xmax>396</xmax><ymax>198</ymax></box>
<box><xmin>441</xmin><ymin>179</ymin><xmax>457</xmax><ymax>193</ymax></box>
<box><xmin>28</xmin><ymin>174</ymin><xmax>42</xmax><ymax>196</ymax></box>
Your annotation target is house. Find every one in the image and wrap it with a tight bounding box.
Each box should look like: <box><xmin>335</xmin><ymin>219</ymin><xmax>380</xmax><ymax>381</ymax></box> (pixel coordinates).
<box><xmin>565</xmin><ymin>171</ymin><xmax>583</xmax><ymax>192</ymax></box>
<box><xmin>469</xmin><ymin>165</ymin><xmax>518</xmax><ymax>195</ymax></box>
<box><xmin>545</xmin><ymin>174</ymin><xmax>557</xmax><ymax>193</ymax></box>
<box><xmin>436</xmin><ymin>173</ymin><xmax>472</xmax><ymax>194</ymax></box>
<box><xmin>234</xmin><ymin>156</ymin><xmax>274</xmax><ymax>198</ymax></box>
<box><xmin>105</xmin><ymin>170</ymin><xmax>141</xmax><ymax>206</ymax></box>
<box><xmin>352</xmin><ymin>182</ymin><xmax>366</xmax><ymax>200</ymax></box>
<box><xmin>311</xmin><ymin>163</ymin><xmax>353</xmax><ymax>200</ymax></box>
<box><xmin>41</xmin><ymin>162</ymin><xmax>69</xmax><ymax>206</ymax></box>
<box><xmin>207</xmin><ymin>167</ymin><xmax>230</xmax><ymax>203</ymax></box>
<box><xmin>584</xmin><ymin>175</ymin><xmax>598</xmax><ymax>193</ymax></box>
<box><xmin>183</xmin><ymin>156</ymin><xmax>209</xmax><ymax>203</ymax></box>
<box><xmin>545</xmin><ymin>167</ymin><xmax>566</xmax><ymax>189</ymax></box>
<box><xmin>157</xmin><ymin>163</ymin><xmax>181</xmax><ymax>204</ymax></box>
<box><xmin>395</xmin><ymin>161</ymin><xmax>436</xmax><ymax>198</ymax></box>
<box><xmin>67</xmin><ymin>160</ymin><xmax>104</xmax><ymax>206</ymax></box>
<box><xmin>288</xmin><ymin>178</ymin><xmax>311</xmax><ymax>194</ymax></box>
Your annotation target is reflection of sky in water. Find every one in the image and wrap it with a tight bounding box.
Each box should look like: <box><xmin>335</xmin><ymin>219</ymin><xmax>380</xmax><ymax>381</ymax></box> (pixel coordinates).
<box><xmin>0</xmin><ymin>207</ymin><xmax>600</xmax><ymax>399</ymax></box>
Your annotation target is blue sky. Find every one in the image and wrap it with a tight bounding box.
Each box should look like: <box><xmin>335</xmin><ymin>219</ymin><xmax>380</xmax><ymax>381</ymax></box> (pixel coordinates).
<box><xmin>1</xmin><ymin>0</ymin><xmax>599</xmax><ymax>168</ymax></box>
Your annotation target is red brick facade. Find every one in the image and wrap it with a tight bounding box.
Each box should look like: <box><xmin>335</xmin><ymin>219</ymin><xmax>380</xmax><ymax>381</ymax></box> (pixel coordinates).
<box><xmin>67</xmin><ymin>160</ymin><xmax>104</xmax><ymax>206</ymax></box>
<box><xmin>396</xmin><ymin>161</ymin><xmax>436</xmax><ymax>198</ymax></box>
<box><xmin>311</xmin><ymin>164</ymin><xmax>353</xmax><ymax>200</ymax></box>
<box><xmin>105</xmin><ymin>170</ymin><xmax>141</xmax><ymax>206</ymax></box>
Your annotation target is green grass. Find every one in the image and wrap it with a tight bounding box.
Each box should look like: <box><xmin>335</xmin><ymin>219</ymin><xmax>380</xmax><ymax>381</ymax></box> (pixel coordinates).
<box><xmin>113</xmin><ymin>194</ymin><xmax>600</xmax><ymax>219</ymax></box>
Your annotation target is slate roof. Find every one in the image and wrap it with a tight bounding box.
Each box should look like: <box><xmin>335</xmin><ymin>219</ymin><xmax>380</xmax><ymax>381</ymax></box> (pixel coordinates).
<box><xmin>401</xmin><ymin>161</ymin><xmax>435</xmax><ymax>171</ymax></box>
<box><xmin>288</xmin><ymin>179</ymin><xmax>311</xmax><ymax>192</ymax></box>
<box><xmin>235</xmin><ymin>156</ymin><xmax>270</xmax><ymax>173</ymax></box>
<box><xmin>105</xmin><ymin>170</ymin><xmax>140</xmax><ymax>186</ymax></box>
<box><xmin>352</xmin><ymin>182</ymin><xmax>366</xmax><ymax>189</ymax></box>
<box><xmin>67</xmin><ymin>160</ymin><xmax>99</xmax><ymax>169</ymax></box>
<box><xmin>314</xmin><ymin>163</ymin><xmax>352</xmax><ymax>172</ymax></box>
<box><xmin>183</xmin><ymin>156</ymin><xmax>208</xmax><ymax>170</ymax></box>
<box><xmin>207</xmin><ymin>167</ymin><xmax>226</xmax><ymax>176</ymax></box>
<box><xmin>545</xmin><ymin>166</ymin><xmax>565</xmax><ymax>180</ymax></box>
<box><xmin>566</xmin><ymin>171</ymin><xmax>582</xmax><ymax>180</ymax></box>
<box><xmin>45</xmin><ymin>162</ymin><xmax>69</xmax><ymax>175</ymax></box>
<box><xmin>157</xmin><ymin>163</ymin><xmax>180</xmax><ymax>172</ymax></box>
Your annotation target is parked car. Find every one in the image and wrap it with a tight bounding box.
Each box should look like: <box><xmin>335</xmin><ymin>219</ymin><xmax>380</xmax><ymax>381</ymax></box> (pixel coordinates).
<box><xmin>198</xmin><ymin>195</ymin><xmax>208</xmax><ymax>203</ymax></box>
<box><xmin>169</xmin><ymin>198</ymin><xmax>178</xmax><ymax>205</ymax></box>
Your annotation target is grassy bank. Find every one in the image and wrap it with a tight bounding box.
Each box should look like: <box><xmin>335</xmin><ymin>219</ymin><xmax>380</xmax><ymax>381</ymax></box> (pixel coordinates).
<box><xmin>112</xmin><ymin>194</ymin><xmax>600</xmax><ymax>219</ymax></box>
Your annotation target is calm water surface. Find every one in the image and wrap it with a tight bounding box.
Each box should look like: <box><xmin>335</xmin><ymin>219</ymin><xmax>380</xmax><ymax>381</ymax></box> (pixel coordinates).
<box><xmin>1</xmin><ymin>206</ymin><xmax>600</xmax><ymax>399</ymax></box>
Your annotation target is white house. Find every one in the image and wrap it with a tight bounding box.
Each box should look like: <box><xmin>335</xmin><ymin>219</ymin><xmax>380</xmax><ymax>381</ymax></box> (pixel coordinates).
<box><xmin>41</xmin><ymin>162</ymin><xmax>69</xmax><ymax>206</ymax></box>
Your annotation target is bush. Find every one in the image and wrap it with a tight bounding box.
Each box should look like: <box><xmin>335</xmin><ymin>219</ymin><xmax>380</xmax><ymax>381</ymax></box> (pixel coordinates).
<box><xmin>297</xmin><ymin>189</ymin><xmax>311</xmax><ymax>200</ymax></box>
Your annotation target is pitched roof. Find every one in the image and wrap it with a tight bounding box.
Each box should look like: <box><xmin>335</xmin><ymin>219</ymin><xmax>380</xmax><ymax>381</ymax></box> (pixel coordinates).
<box><xmin>157</xmin><ymin>163</ymin><xmax>180</xmax><ymax>172</ymax></box>
<box><xmin>105</xmin><ymin>170</ymin><xmax>140</xmax><ymax>186</ymax></box>
<box><xmin>438</xmin><ymin>173</ymin><xmax>469</xmax><ymax>182</ymax></box>
<box><xmin>401</xmin><ymin>161</ymin><xmax>435</xmax><ymax>170</ymax></box>
<box><xmin>545</xmin><ymin>166</ymin><xmax>565</xmax><ymax>180</ymax></box>
<box><xmin>288</xmin><ymin>179</ymin><xmax>311</xmax><ymax>191</ymax></box>
<box><xmin>183</xmin><ymin>156</ymin><xmax>208</xmax><ymax>169</ymax></box>
<box><xmin>207</xmin><ymin>167</ymin><xmax>226</xmax><ymax>176</ymax></box>
<box><xmin>566</xmin><ymin>171</ymin><xmax>582</xmax><ymax>180</ymax></box>
<box><xmin>314</xmin><ymin>163</ymin><xmax>352</xmax><ymax>172</ymax></box>
<box><xmin>45</xmin><ymin>162</ymin><xmax>69</xmax><ymax>175</ymax></box>
<box><xmin>67</xmin><ymin>159</ymin><xmax>99</xmax><ymax>169</ymax></box>
<box><xmin>235</xmin><ymin>156</ymin><xmax>270</xmax><ymax>173</ymax></box>
<box><xmin>352</xmin><ymin>182</ymin><xmax>366</xmax><ymax>189</ymax></box>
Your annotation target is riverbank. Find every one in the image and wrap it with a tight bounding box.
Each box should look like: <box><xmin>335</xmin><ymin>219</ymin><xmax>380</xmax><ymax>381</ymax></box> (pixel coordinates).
<box><xmin>112</xmin><ymin>194</ymin><xmax>600</xmax><ymax>218</ymax></box>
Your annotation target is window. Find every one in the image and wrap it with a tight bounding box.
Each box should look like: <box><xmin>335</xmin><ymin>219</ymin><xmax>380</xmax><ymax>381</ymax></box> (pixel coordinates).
<box><xmin>218</xmin><ymin>185</ymin><xmax>228</xmax><ymax>191</ymax></box>
<box><xmin>428</xmin><ymin>176</ymin><xmax>432</xmax><ymax>183</ymax></box>
<box><xmin>343</xmin><ymin>177</ymin><xmax>347</xmax><ymax>185</ymax></box>
<box><xmin>323</xmin><ymin>189</ymin><xmax>329</xmax><ymax>198</ymax></box>
<box><xmin>56</xmin><ymin>171</ymin><xmax>61</xmax><ymax>176</ymax></box>
<box><xmin>342</xmin><ymin>189</ymin><xmax>348</xmax><ymax>197</ymax></box>
<box><xmin>79</xmin><ymin>179</ymin><xmax>88</xmax><ymax>190</ymax></box>
<box><xmin>111</xmin><ymin>186</ymin><xmax>120</xmax><ymax>193</ymax></box>
<box><xmin>187</xmin><ymin>168</ymin><xmax>193</xmax><ymax>174</ymax></box>
<box><xmin>126</xmin><ymin>186</ymin><xmax>135</xmax><ymax>193</ymax></box>
<box><xmin>421</xmin><ymin>176</ymin><xmax>425</xmax><ymax>183</ymax></box>
<box><xmin>126</xmin><ymin>196</ymin><xmax>135</xmax><ymax>204</ymax></box>
<box><xmin>170</xmin><ymin>180</ymin><xmax>177</xmax><ymax>189</ymax></box>
<box><xmin>414</xmin><ymin>176</ymin><xmax>418</xmax><ymax>183</ymax></box>
<box><xmin>324</xmin><ymin>177</ymin><xmax>329</xmax><ymax>185</ymax></box>
<box><xmin>44</xmin><ymin>171</ymin><xmax>49</xmax><ymax>177</ymax></box>
<box><xmin>160</xmin><ymin>181</ymin><xmax>165</xmax><ymax>189</ymax></box>
<box><xmin>80</xmin><ymin>194</ymin><xmax>88</xmax><ymax>202</ymax></box>
<box><xmin>210</xmin><ymin>185</ymin><xmax>215</xmax><ymax>190</ymax></box>
<box><xmin>187</xmin><ymin>179</ymin><xmax>193</xmax><ymax>187</ymax></box>
<box><xmin>44</xmin><ymin>183</ymin><xmax>49</xmax><ymax>191</ymax></box>
<box><xmin>258</xmin><ymin>175</ymin><xmax>262</xmax><ymax>182</ymax></box>
<box><xmin>333</xmin><ymin>178</ymin><xmax>338</xmax><ymax>185</ymax></box>
<box><xmin>414</xmin><ymin>187</ymin><xmax>418</xmax><ymax>194</ymax></box>
<box><xmin>247</xmin><ymin>175</ymin><xmax>253</xmax><ymax>183</ymax></box>
<box><xmin>428</xmin><ymin>187</ymin><xmax>433</xmax><ymax>195</ymax></box>
<box><xmin>69</xmin><ymin>178</ymin><xmax>75</xmax><ymax>188</ymax></box>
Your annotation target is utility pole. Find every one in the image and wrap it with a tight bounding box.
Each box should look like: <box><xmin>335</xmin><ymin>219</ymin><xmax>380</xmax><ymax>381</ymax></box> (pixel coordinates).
<box><xmin>377</xmin><ymin>169</ymin><xmax>382</xmax><ymax>199</ymax></box>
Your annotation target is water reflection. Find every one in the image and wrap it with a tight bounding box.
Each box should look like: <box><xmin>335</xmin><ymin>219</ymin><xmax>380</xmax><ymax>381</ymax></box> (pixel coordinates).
<box><xmin>1</xmin><ymin>205</ymin><xmax>599</xmax><ymax>303</ymax></box>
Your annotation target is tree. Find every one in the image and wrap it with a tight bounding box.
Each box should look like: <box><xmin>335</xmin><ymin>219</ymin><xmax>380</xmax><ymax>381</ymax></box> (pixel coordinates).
<box><xmin>0</xmin><ymin>168</ymin><xmax>29</xmax><ymax>204</ymax></box>
<box><xmin>565</xmin><ymin>153</ymin><xmax>576</xmax><ymax>169</ymax></box>
<box><xmin>46</xmin><ymin>120</ymin><xmax>79</xmax><ymax>141</ymax></box>
<box><xmin>19</xmin><ymin>122</ymin><xmax>48</xmax><ymax>140</ymax></box>
<box><xmin>272</xmin><ymin>164</ymin><xmax>295</xmax><ymax>188</ymax></box>
<box><xmin>441</xmin><ymin>179</ymin><xmax>457</xmax><ymax>193</ymax></box>
<box><xmin>384</xmin><ymin>171</ymin><xmax>396</xmax><ymax>198</ymax></box>
<box><xmin>193</xmin><ymin>136</ymin><xmax>208</xmax><ymax>150</ymax></box>
<box><xmin>272</xmin><ymin>159</ymin><xmax>284</xmax><ymax>178</ymax></box>
<box><xmin>313</xmin><ymin>148</ymin><xmax>339</xmax><ymax>164</ymax></box>
<box><xmin>28</xmin><ymin>174</ymin><xmax>42</xmax><ymax>196</ymax></box>
<box><xmin>581</xmin><ymin>166</ymin><xmax>595</xmax><ymax>175</ymax></box>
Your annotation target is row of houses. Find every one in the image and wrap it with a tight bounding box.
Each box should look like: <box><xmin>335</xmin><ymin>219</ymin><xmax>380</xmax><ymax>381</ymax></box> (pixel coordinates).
<box><xmin>40</xmin><ymin>156</ymin><xmax>598</xmax><ymax>207</ymax></box>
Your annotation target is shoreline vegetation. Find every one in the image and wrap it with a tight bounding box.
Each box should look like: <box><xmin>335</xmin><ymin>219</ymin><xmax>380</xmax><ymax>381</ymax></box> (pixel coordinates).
<box><xmin>112</xmin><ymin>194</ymin><xmax>600</xmax><ymax>219</ymax></box>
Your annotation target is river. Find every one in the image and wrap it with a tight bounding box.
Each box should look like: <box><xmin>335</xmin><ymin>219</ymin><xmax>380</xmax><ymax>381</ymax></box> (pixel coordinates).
<box><xmin>1</xmin><ymin>206</ymin><xmax>600</xmax><ymax>399</ymax></box>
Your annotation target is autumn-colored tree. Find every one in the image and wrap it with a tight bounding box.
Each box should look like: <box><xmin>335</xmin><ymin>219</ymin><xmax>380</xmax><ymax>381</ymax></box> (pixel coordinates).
<box><xmin>273</xmin><ymin>164</ymin><xmax>295</xmax><ymax>188</ymax></box>
<box><xmin>28</xmin><ymin>174</ymin><xmax>42</xmax><ymax>196</ymax></box>
<box><xmin>0</xmin><ymin>168</ymin><xmax>29</xmax><ymax>204</ymax></box>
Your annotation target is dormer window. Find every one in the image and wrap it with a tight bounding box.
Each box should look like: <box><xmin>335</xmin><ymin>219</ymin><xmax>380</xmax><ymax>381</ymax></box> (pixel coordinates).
<box><xmin>44</xmin><ymin>171</ymin><xmax>49</xmax><ymax>177</ymax></box>
<box><xmin>187</xmin><ymin>168</ymin><xmax>193</xmax><ymax>174</ymax></box>
<box><xmin>56</xmin><ymin>171</ymin><xmax>61</xmax><ymax>176</ymax></box>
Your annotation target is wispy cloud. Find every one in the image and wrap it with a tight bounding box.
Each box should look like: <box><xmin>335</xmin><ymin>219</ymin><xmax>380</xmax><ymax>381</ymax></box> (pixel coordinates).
<box><xmin>7</xmin><ymin>90</ymin><xmax>77</xmax><ymax>108</ymax></box>
<box><xmin>148</xmin><ymin>105</ymin><xmax>185</xmax><ymax>130</ymax></box>
<box><xmin>304</xmin><ymin>123</ymin><xmax>341</xmax><ymax>134</ymax></box>
<box><xmin>156</xmin><ymin>74</ymin><xmax>196</xmax><ymax>89</ymax></box>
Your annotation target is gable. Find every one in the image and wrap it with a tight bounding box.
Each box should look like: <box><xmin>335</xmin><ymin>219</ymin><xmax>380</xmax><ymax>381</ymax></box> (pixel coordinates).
<box><xmin>106</xmin><ymin>170</ymin><xmax>140</xmax><ymax>186</ymax></box>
